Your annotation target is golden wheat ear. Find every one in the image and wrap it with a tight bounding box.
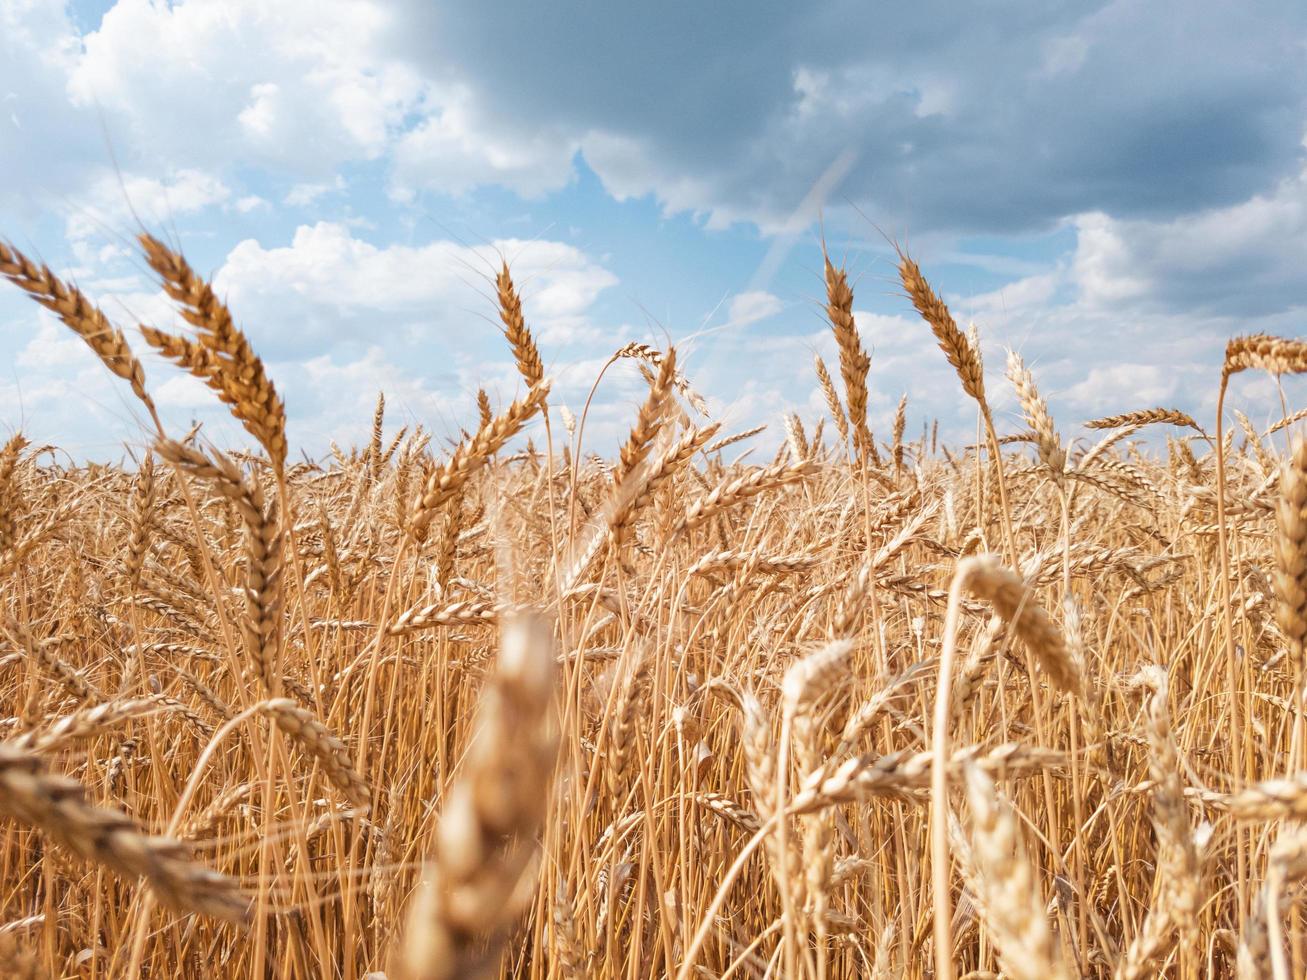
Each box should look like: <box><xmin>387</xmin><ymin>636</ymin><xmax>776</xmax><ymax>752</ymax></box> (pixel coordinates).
<box><xmin>496</xmin><ymin>262</ymin><xmax>545</xmax><ymax>389</ymax></box>
<box><xmin>138</xmin><ymin>233</ymin><xmax>288</xmax><ymax>472</ymax></box>
<box><xmin>958</xmin><ymin>763</ymin><xmax>1073</xmax><ymax>980</ymax></box>
<box><xmin>813</xmin><ymin>353</ymin><xmax>851</xmax><ymax>451</ymax></box>
<box><xmin>1085</xmin><ymin>407</ymin><xmax>1203</xmax><ymax>432</ymax></box>
<box><xmin>397</xmin><ymin>614</ymin><xmax>558</xmax><ymax>980</ymax></box>
<box><xmin>823</xmin><ymin>252</ymin><xmax>876</xmax><ymax>464</ymax></box>
<box><xmin>1224</xmin><ymin>334</ymin><xmax>1307</xmax><ymax>380</ymax></box>
<box><xmin>896</xmin><ymin>247</ymin><xmax>986</xmax><ymax>408</ymax></box>
<box><xmin>614</xmin><ymin>347</ymin><xmax>677</xmax><ymax>488</ymax></box>
<box><xmin>1005</xmin><ymin>350</ymin><xmax>1065</xmax><ymax>482</ymax></box>
<box><xmin>154</xmin><ymin>439</ymin><xmax>283</xmax><ymax>698</ymax></box>
<box><xmin>0</xmin><ymin>743</ymin><xmax>248</xmax><ymax>923</ymax></box>
<box><xmin>409</xmin><ymin>381</ymin><xmax>550</xmax><ymax>537</ymax></box>
<box><xmin>958</xmin><ymin>555</ymin><xmax>1082</xmax><ymax>696</ymax></box>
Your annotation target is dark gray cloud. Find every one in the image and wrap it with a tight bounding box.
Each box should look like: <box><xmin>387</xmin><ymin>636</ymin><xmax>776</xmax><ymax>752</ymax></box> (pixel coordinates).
<box><xmin>389</xmin><ymin>0</ymin><xmax>1307</xmax><ymax>233</ymax></box>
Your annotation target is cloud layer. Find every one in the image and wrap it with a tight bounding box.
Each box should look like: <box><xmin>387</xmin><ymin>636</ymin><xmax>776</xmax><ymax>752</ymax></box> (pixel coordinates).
<box><xmin>390</xmin><ymin>0</ymin><xmax>1307</xmax><ymax>231</ymax></box>
<box><xmin>0</xmin><ymin>0</ymin><xmax>1305</xmax><ymax>460</ymax></box>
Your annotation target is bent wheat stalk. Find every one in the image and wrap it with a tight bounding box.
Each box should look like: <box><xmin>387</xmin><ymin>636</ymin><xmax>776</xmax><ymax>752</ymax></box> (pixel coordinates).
<box><xmin>0</xmin><ymin>743</ymin><xmax>247</xmax><ymax>922</ymax></box>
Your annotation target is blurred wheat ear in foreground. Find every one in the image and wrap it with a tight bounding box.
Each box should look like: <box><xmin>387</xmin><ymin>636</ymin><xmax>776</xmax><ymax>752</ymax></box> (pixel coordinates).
<box><xmin>4</xmin><ymin>232</ymin><xmax>1307</xmax><ymax>978</ymax></box>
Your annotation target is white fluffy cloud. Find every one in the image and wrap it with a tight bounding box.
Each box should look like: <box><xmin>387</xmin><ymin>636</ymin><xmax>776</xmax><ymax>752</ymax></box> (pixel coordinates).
<box><xmin>1070</xmin><ymin>163</ymin><xmax>1307</xmax><ymax>316</ymax></box>
<box><xmin>211</xmin><ymin>222</ymin><xmax>617</xmax><ymax>354</ymax></box>
<box><xmin>390</xmin><ymin>85</ymin><xmax>579</xmax><ymax>200</ymax></box>
<box><xmin>64</xmin><ymin>169</ymin><xmax>232</xmax><ymax>246</ymax></box>
<box><xmin>1062</xmin><ymin>364</ymin><xmax>1180</xmax><ymax>414</ymax></box>
<box><xmin>69</xmin><ymin>0</ymin><xmax>424</xmax><ymax>174</ymax></box>
<box><xmin>284</xmin><ymin>177</ymin><xmax>347</xmax><ymax>208</ymax></box>
<box><xmin>42</xmin><ymin>0</ymin><xmax>583</xmax><ymax>208</ymax></box>
<box><xmin>724</xmin><ymin>291</ymin><xmax>783</xmax><ymax>329</ymax></box>
<box><xmin>6</xmin><ymin>0</ymin><xmax>1306</xmax><ymax>242</ymax></box>
<box><xmin>0</xmin><ymin>0</ymin><xmax>105</xmax><ymax>218</ymax></box>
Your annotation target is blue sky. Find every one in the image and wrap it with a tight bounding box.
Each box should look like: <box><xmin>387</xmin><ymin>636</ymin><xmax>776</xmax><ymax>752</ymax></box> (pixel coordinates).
<box><xmin>3</xmin><ymin>0</ymin><xmax>1307</xmax><ymax>459</ymax></box>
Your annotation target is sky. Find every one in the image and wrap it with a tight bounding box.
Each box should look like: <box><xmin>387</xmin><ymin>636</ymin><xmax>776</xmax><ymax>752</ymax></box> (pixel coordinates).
<box><xmin>2</xmin><ymin>0</ymin><xmax>1307</xmax><ymax>461</ymax></box>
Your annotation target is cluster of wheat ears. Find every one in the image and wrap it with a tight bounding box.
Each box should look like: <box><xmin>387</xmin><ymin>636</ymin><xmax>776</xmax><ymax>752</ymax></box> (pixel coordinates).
<box><xmin>2</xmin><ymin>231</ymin><xmax>1307</xmax><ymax>980</ymax></box>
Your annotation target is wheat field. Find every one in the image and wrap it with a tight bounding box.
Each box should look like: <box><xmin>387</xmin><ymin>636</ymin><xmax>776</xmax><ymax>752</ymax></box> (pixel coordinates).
<box><xmin>1</xmin><ymin>231</ymin><xmax>1306</xmax><ymax>979</ymax></box>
